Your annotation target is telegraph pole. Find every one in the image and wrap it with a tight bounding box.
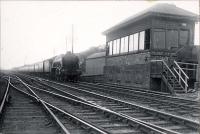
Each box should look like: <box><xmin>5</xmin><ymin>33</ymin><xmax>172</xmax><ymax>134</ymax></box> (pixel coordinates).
<box><xmin>71</xmin><ymin>24</ymin><xmax>74</xmax><ymax>54</ymax></box>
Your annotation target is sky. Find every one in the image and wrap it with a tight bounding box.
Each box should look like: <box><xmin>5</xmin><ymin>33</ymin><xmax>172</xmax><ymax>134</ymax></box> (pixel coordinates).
<box><xmin>0</xmin><ymin>0</ymin><xmax>199</xmax><ymax>69</ymax></box>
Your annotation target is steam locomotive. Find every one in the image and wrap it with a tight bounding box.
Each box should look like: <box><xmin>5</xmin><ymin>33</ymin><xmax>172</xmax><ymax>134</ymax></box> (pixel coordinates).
<box><xmin>51</xmin><ymin>51</ymin><xmax>81</xmax><ymax>81</ymax></box>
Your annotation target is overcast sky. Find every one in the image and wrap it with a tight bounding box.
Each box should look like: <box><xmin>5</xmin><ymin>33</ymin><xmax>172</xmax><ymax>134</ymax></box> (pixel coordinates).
<box><xmin>0</xmin><ymin>0</ymin><xmax>199</xmax><ymax>69</ymax></box>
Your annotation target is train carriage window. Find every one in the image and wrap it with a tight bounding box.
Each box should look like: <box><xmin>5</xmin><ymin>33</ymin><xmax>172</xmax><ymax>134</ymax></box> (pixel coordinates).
<box><xmin>179</xmin><ymin>30</ymin><xmax>189</xmax><ymax>46</ymax></box>
<box><xmin>129</xmin><ymin>35</ymin><xmax>134</xmax><ymax>52</ymax></box>
<box><xmin>108</xmin><ymin>41</ymin><xmax>113</xmax><ymax>55</ymax></box>
<box><xmin>116</xmin><ymin>39</ymin><xmax>120</xmax><ymax>54</ymax></box>
<box><xmin>166</xmin><ymin>30</ymin><xmax>178</xmax><ymax>49</ymax></box>
<box><xmin>120</xmin><ymin>37</ymin><xmax>125</xmax><ymax>53</ymax></box>
<box><xmin>139</xmin><ymin>31</ymin><xmax>145</xmax><ymax>50</ymax></box>
<box><xmin>153</xmin><ymin>29</ymin><xmax>165</xmax><ymax>49</ymax></box>
<box><xmin>133</xmin><ymin>33</ymin><xmax>139</xmax><ymax>51</ymax></box>
<box><xmin>124</xmin><ymin>36</ymin><xmax>129</xmax><ymax>53</ymax></box>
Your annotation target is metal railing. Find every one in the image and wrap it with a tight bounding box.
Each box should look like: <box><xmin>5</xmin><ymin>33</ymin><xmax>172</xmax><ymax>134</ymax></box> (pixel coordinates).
<box><xmin>176</xmin><ymin>61</ymin><xmax>198</xmax><ymax>79</ymax></box>
<box><xmin>173</xmin><ymin>61</ymin><xmax>189</xmax><ymax>93</ymax></box>
<box><xmin>151</xmin><ymin>60</ymin><xmax>176</xmax><ymax>94</ymax></box>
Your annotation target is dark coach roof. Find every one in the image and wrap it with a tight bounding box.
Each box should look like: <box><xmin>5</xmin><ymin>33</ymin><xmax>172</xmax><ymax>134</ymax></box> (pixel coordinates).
<box><xmin>103</xmin><ymin>3</ymin><xmax>199</xmax><ymax>35</ymax></box>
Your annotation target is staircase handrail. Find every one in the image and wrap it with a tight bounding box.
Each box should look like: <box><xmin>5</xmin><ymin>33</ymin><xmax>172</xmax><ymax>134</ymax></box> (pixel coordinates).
<box><xmin>176</xmin><ymin>61</ymin><xmax>198</xmax><ymax>66</ymax></box>
<box><xmin>173</xmin><ymin>68</ymin><xmax>188</xmax><ymax>87</ymax></box>
<box><xmin>174</xmin><ymin>61</ymin><xmax>189</xmax><ymax>79</ymax></box>
<box><xmin>151</xmin><ymin>59</ymin><xmax>177</xmax><ymax>79</ymax></box>
<box><xmin>173</xmin><ymin>60</ymin><xmax>189</xmax><ymax>93</ymax></box>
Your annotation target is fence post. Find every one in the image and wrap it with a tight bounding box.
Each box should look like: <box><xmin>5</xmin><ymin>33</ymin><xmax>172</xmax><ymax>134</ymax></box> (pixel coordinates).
<box><xmin>173</xmin><ymin>76</ymin><xmax>175</xmax><ymax>91</ymax></box>
<box><xmin>185</xmin><ymin>77</ymin><xmax>188</xmax><ymax>93</ymax></box>
<box><xmin>178</xmin><ymin>68</ymin><xmax>181</xmax><ymax>83</ymax></box>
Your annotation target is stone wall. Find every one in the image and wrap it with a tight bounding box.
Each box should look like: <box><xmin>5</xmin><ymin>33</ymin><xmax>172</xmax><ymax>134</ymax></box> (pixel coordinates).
<box><xmin>105</xmin><ymin>52</ymin><xmax>151</xmax><ymax>88</ymax></box>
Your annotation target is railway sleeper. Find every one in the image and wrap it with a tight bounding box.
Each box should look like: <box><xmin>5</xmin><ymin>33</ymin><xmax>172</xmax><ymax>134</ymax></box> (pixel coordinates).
<box><xmin>24</xmin><ymin>77</ymin><xmax>199</xmax><ymax>133</ymax></box>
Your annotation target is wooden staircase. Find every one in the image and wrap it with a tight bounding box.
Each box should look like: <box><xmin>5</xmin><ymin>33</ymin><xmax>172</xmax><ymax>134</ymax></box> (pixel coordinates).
<box><xmin>151</xmin><ymin>60</ymin><xmax>189</xmax><ymax>95</ymax></box>
<box><xmin>162</xmin><ymin>67</ymin><xmax>186</xmax><ymax>94</ymax></box>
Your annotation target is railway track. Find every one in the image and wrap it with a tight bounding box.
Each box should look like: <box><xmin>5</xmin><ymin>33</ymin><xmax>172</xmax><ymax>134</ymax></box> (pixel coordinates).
<box><xmin>32</xmin><ymin>77</ymin><xmax>199</xmax><ymax>121</ymax></box>
<box><xmin>17</xmin><ymin>74</ymin><xmax>200</xmax><ymax>134</ymax></box>
<box><xmin>0</xmin><ymin>77</ymin><xmax>63</xmax><ymax>134</ymax></box>
<box><xmin>1</xmin><ymin>77</ymin><xmax>111</xmax><ymax>134</ymax></box>
<box><xmin>9</xmin><ymin>75</ymin><xmax>168</xmax><ymax>134</ymax></box>
<box><xmin>82</xmin><ymin>81</ymin><xmax>199</xmax><ymax>103</ymax></box>
<box><xmin>69</xmin><ymin>82</ymin><xmax>200</xmax><ymax>120</ymax></box>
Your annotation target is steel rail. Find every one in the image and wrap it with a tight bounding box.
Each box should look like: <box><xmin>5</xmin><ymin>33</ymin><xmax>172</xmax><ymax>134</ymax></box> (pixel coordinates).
<box><xmin>77</xmin><ymin>81</ymin><xmax>198</xmax><ymax>104</ymax></box>
<box><xmin>86</xmin><ymin>81</ymin><xmax>198</xmax><ymax>103</ymax></box>
<box><xmin>15</xmin><ymin>74</ymin><xmax>200</xmax><ymax>132</ymax></box>
<box><xmin>44</xmin><ymin>101</ymin><xmax>109</xmax><ymax>134</ymax></box>
<box><xmin>9</xmin><ymin>82</ymin><xmax>108</xmax><ymax>134</ymax></box>
<box><xmin>0</xmin><ymin>77</ymin><xmax>10</xmax><ymax>116</ymax></box>
<box><xmin>13</xmin><ymin>76</ymin><xmax>168</xmax><ymax>134</ymax></box>
<box><xmin>25</xmin><ymin>82</ymin><xmax>168</xmax><ymax>134</ymax></box>
<box><xmin>21</xmin><ymin>73</ymin><xmax>197</xmax><ymax>104</ymax></box>
<box><xmin>84</xmin><ymin>81</ymin><xmax>170</xmax><ymax>95</ymax></box>
<box><xmin>14</xmin><ymin>75</ymin><xmax>168</xmax><ymax>134</ymax></box>
<box><xmin>70</xmin><ymin>82</ymin><xmax>200</xmax><ymax>112</ymax></box>
<box><xmin>18</xmin><ymin>74</ymin><xmax>200</xmax><ymax>114</ymax></box>
<box><xmin>39</xmin><ymin>80</ymin><xmax>199</xmax><ymax>129</ymax></box>
<box><xmin>25</xmin><ymin>77</ymin><xmax>199</xmax><ymax>134</ymax></box>
<box><xmin>20</xmin><ymin>73</ymin><xmax>198</xmax><ymax>103</ymax></box>
<box><xmin>11</xmin><ymin>77</ymin><xmax>70</xmax><ymax>134</ymax></box>
<box><xmin>27</xmin><ymin>83</ymin><xmax>183</xmax><ymax>134</ymax></box>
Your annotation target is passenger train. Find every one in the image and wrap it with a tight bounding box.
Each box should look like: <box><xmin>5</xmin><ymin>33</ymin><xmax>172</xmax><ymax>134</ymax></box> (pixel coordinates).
<box><xmin>15</xmin><ymin>51</ymin><xmax>81</xmax><ymax>82</ymax></box>
<box><xmin>14</xmin><ymin>4</ymin><xmax>200</xmax><ymax>94</ymax></box>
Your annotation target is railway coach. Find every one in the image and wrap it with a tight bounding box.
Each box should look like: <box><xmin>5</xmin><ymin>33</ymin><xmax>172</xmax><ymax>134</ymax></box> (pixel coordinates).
<box><xmin>82</xmin><ymin>52</ymin><xmax>106</xmax><ymax>82</ymax></box>
<box><xmin>84</xmin><ymin>3</ymin><xmax>199</xmax><ymax>94</ymax></box>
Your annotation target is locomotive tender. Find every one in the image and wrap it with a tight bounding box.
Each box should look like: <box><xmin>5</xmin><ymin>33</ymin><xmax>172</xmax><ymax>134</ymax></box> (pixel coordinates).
<box><xmin>83</xmin><ymin>3</ymin><xmax>199</xmax><ymax>94</ymax></box>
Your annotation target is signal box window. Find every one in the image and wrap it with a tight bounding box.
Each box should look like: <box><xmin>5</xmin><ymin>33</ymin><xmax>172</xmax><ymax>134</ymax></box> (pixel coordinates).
<box><xmin>116</xmin><ymin>39</ymin><xmax>120</xmax><ymax>54</ymax></box>
<box><xmin>133</xmin><ymin>33</ymin><xmax>139</xmax><ymax>51</ymax></box>
<box><xmin>108</xmin><ymin>41</ymin><xmax>113</xmax><ymax>55</ymax></box>
<box><xmin>153</xmin><ymin>29</ymin><xmax>165</xmax><ymax>49</ymax></box>
<box><xmin>124</xmin><ymin>36</ymin><xmax>129</xmax><ymax>53</ymax></box>
<box><xmin>179</xmin><ymin>30</ymin><xmax>189</xmax><ymax>46</ymax></box>
<box><xmin>113</xmin><ymin>40</ymin><xmax>117</xmax><ymax>54</ymax></box>
<box><xmin>166</xmin><ymin>30</ymin><xmax>178</xmax><ymax>49</ymax></box>
<box><xmin>120</xmin><ymin>37</ymin><xmax>125</xmax><ymax>53</ymax></box>
<box><xmin>129</xmin><ymin>34</ymin><xmax>134</xmax><ymax>52</ymax></box>
<box><xmin>139</xmin><ymin>31</ymin><xmax>145</xmax><ymax>50</ymax></box>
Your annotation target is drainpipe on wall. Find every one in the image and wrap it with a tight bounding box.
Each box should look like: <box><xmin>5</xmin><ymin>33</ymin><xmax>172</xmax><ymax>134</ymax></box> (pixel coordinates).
<box><xmin>195</xmin><ymin>48</ymin><xmax>200</xmax><ymax>100</ymax></box>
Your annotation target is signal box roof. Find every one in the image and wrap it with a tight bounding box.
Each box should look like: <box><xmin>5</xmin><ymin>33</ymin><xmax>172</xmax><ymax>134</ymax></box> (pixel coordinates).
<box><xmin>103</xmin><ymin>3</ymin><xmax>199</xmax><ymax>35</ymax></box>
